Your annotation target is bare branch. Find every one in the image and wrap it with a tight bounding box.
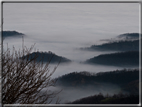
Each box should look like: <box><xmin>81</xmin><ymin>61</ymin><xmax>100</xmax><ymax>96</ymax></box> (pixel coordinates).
<box><xmin>2</xmin><ymin>43</ymin><xmax>61</xmax><ymax>104</ymax></box>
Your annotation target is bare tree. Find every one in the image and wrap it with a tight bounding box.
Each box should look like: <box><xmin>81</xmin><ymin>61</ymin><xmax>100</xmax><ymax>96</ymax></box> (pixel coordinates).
<box><xmin>2</xmin><ymin>43</ymin><xmax>61</xmax><ymax>104</ymax></box>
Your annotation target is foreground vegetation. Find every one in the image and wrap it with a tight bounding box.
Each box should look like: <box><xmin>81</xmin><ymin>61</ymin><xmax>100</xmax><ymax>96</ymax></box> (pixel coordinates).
<box><xmin>2</xmin><ymin>45</ymin><xmax>61</xmax><ymax>104</ymax></box>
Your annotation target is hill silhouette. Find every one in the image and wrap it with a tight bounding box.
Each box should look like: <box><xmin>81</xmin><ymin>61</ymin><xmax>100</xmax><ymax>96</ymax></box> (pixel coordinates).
<box><xmin>117</xmin><ymin>33</ymin><xmax>139</xmax><ymax>39</ymax></box>
<box><xmin>56</xmin><ymin>69</ymin><xmax>139</xmax><ymax>95</ymax></box>
<box><xmin>2</xmin><ymin>31</ymin><xmax>24</xmax><ymax>38</ymax></box>
<box><xmin>81</xmin><ymin>39</ymin><xmax>139</xmax><ymax>51</ymax></box>
<box><xmin>21</xmin><ymin>51</ymin><xmax>71</xmax><ymax>64</ymax></box>
<box><xmin>85</xmin><ymin>51</ymin><xmax>139</xmax><ymax>67</ymax></box>
<box><xmin>81</xmin><ymin>33</ymin><xmax>141</xmax><ymax>52</ymax></box>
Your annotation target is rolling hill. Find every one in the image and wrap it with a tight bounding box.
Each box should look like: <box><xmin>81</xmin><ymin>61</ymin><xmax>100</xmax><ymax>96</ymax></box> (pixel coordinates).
<box><xmin>85</xmin><ymin>51</ymin><xmax>139</xmax><ymax>67</ymax></box>
<box><xmin>81</xmin><ymin>39</ymin><xmax>139</xmax><ymax>51</ymax></box>
<box><xmin>2</xmin><ymin>31</ymin><xmax>24</xmax><ymax>38</ymax></box>
<box><xmin>81</xmin><ymin>33</ymin><xmax>140</xmax><ymax>51</ymax></box>
<box><xmin>56</xmin><ymin>69</ymin><xmax>139</xmax><ymax>95</ymax></box>
<box><xmin>21</xmin><ymin>51</ymin><xmax>71</xmax><ymax>64</ymax></box>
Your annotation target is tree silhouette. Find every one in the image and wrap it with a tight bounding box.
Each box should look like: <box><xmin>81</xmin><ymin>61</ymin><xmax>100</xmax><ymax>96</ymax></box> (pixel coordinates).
<box><xmin>2</xmin><ymin>42</ymin><xmax>61</xmax><ymax>104</ymax></box>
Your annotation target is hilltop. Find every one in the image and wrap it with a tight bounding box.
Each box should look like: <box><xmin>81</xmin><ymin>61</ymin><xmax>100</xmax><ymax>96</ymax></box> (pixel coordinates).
<box><xmin>85</xmin><ymin>51</ymin><xmax>139</xmax><ymax>67</ymax></box>
<box><xmin>81</xmin><ymin>33</ymin><xmax>140</xmax><ymax>51</ymax></box>
<box><xmin>117</xmin><ymin>33</ymin><xmax>139</xmax><ymax>39</ymax></box>
<box><xmin>21</xmin><ymin>51</ymin><xmax>71</xmax><ymax>64</ymax></box>
<box><xmin>81</xmin><ymin>39</ymin><xmax>139</xmax><ymax>51</ymax></box>
<box><xmin>2</xmin><ymin>30</ymin><xmax>24</xmax><ymax>38</ymax></box>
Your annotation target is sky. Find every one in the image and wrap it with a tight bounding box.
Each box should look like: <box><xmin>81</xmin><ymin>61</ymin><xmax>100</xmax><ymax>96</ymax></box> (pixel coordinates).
<box><xmin>3</xmin><ymin>3</ymin><xmax>139</xmax><ymax>36</ymax></box>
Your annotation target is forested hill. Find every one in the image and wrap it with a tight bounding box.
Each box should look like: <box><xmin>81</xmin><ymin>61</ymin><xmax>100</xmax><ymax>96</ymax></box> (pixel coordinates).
<box><xmin>85</xmin><ymin>51</ymin><xmax>139</xmax><ymax>67</ymax></box>
<box><xmin>80</xmin><ymin>33</ymin><xmax>141</xmax><ymax>52</ymax></box>
<box><xmin>81</xmin><ymin>39</ymin><xmax>139</xmax><ymax>51</ymax></box>
<box><xmin>117</xmin><ymin>33</ymin><xmax>139</xmax><ymax>39</ymax></box>
<box><xmin>2</xmin><ymin>31</ymin><xmax>24</xmax><ymax>38</ymax></box>
<box><xmin>21</xmin><ymin>51</ymin><xmax>71</xmax><ymax>63</ymax></box>
<box><xmin>56</xmin><ymin>69</ymin><xmax>139</xmax><ymax>96</ymax></box>
<box><xmin>56</xmin><ymin>69</ymin><xmax>139</xmax><ymax>89</ymax></box>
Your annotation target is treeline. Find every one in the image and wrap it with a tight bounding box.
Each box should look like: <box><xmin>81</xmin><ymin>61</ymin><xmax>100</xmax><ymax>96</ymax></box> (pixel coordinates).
<box><xmin>21</xmin><ymin>51</ymin><xmax>71</xmax><ymax>64</ymax></box>
<box><xmin>85</xmin><ymin>51</ymin><xmax>139</xmax><ymax>67</ymax></box>
<box><xmin>56</xmin><ymin>69</ymin><xmax>139</xmax><ymax>94</ymax></box>
<box><xmin>81</xmin><ymin>39</ymin><xmax>139</xmax><ymax>51</ymax></box>
<box><xmin>2</xmin><ymin>30</ymin><xmax>24</xmax><ymax>38</ymax></box>
<box><xmin>117</xmin><ymin>33</ymin><xmax>139</xmax><ymax>39</ymax></box>
<box><xmin>81</xmin><ymin>33</ymin><xmax>141</xmax><ymax>51</ymax></box>
<box><xmin>67</xmin><ymin>93</ymin><xmax>139</xmax><ymax>104</ymax></box>
<box><xmin>80</xmin><ymin>33</ymin><xmax>140</xmax><ymax>67</ymax></box>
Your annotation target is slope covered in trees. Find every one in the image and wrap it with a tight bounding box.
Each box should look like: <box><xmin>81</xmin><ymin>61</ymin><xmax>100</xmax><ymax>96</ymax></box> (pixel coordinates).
<box><xmin>117</xmin><ymin>33</ymin><xmax>139</xmax><ymax>39</ymax></box>
<box><xmin>21</xmin><ymin>51</ymin><xmax>71</xmax><ymax>64</ymax></box>
<box><xmin>81</xmin><ymin>39</ymin><xmax>139</xmax><ymax>51</ymax></box>
<box><xmin>2</xmin><ymin>31</ymin><xmax>24</xmax><ymax>38</ymax></box>
<box><xmin>80</xmin><ymin>33</ymin><xmax>141</xmax><ymax>51</ymax></box>
<box><xmin>56</xmin><ymin>69</ymin><xmax>139</xmax><ymax>95</ymax></box>
<box><xmin>85</xmin><ymin>51</ymin><xmax>139</xmax><ymax>67</ymax></box>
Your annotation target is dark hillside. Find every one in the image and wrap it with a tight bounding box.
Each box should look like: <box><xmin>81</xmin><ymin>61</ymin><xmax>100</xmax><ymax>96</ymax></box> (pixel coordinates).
<box><xmin>81</xmin><ymin>39</ymin><xmax>139</xmax><ymax>51</ymax></box>
<box><xmin>21</xmin><ymin>51</ymin><xmax>71</xmax><ymax>64</ymax></box>
<box><xmin>56</xmin><ymin>69</ymin><xmax>139</xmax><ymax>94</ymax></box>
<box><xmin>118</xmin><ymin>33</ymin><xmax>139</xmax><ymax>39</ymax></box>
<box><xmin>68</xmin><ymin>93</ymin><xmax>139</xmax><ymax>104</ymax></box>
<box><xmin>2</xmin><ymin>31</ymin><xmax>24</xmax><ymax>38</ymax></box>
<box><xmin>85</xmin><ymin>51</ymin><xmax>139</xmax><ymax>67</ymax></box>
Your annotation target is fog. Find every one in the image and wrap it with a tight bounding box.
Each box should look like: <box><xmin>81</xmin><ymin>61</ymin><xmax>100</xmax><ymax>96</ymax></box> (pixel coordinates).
<box><xmin>3</xmin><ymin>37</ymin><xmax>138</xmax><ymax>79</ymax></box>
<box><xmin>42</xmin><ymin>83</ymin><xmax>123</xmax><ymax>104</ymax></box>
<box><xmin>2</xmin><ymin>3</ymin><xmax>139</xmax><ymax>104</ymax></box>
<box><xmin>3</xmin><ymin>36</ymin><xmax>131</xmax><ymax>79</ymax></box>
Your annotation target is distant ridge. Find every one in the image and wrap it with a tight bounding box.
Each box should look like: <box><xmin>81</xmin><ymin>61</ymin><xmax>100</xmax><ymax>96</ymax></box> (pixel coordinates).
<box><xmin>81</xmin><ymin>39</ymin><xmax>139</xmax><ymax>51</ymax></box>
<box><xmin>21</xmin><ymin>51</ymin><xmax>71</xmax><ymax>64</ymax></box>
<box><xmin>2</xmin><ymin>30</ymin><xmax>24</xmax><ymax>38</ymax></box>
<box><xmin>85</xmin><ymin>51</ymin><xmax>139</xmax><ymax>67</ymax></box>
<box><xmin>80</xmin><ymin>33</ymin><xmax>140</xmax><ymax>51</ymax></box>
<box><xmin>117</xmin><ymin>33</ymin><xmax>139</xmax><ymax>39</ymax></box>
